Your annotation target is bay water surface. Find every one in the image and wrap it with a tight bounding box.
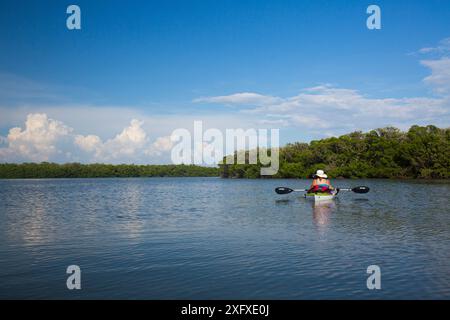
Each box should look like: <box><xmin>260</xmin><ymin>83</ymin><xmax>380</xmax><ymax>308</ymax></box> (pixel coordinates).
<box><xmin>0</xmin><ymin>178</ymin><xmax>449</xmax><ymax>299</ymax></box>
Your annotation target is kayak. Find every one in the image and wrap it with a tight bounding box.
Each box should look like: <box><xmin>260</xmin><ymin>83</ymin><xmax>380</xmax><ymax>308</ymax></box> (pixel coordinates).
<box><xmin>275</xmin><ymin>186</ymin><xmax>369</xmax><ymax>198</ymax></box>
<box><xmin>305</xmin><ymin>191</ymin><xmax>337</xmax><ymax>201</ymax></box>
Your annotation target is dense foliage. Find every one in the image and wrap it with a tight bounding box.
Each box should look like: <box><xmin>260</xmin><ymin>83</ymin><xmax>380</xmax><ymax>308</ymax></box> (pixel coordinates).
<box><xmin>0</xmin><ymin>163</ymin><xmax>219</xmax><ymax>179</ymax></box>
<box><xmin>220</xmin><ymin>125</ymin><xmax>450</xmax><ymax>179</ymax></box>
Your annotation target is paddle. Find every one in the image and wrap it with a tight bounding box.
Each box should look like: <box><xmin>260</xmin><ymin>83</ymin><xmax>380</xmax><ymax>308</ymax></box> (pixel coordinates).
<box><xmin>337</xmin><ymin>186</ymin><xmax>370</xmax><ymax>194</ymax></box>
<box><xmin>275</xmin><ymin>187</ymin><xmax>307</xmax><ymax>194</ymax></box>
<box><xmin>275</xmin><ymin>186</ymin><xmax>370</xmax><ymax>195</ymax></box>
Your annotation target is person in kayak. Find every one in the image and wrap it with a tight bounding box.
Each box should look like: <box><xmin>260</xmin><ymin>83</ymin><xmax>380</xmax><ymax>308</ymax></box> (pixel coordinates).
<box><xmin>309</xmin><ymin>170</ymin><xmax>334</xmax><ymax>193</ymax></box>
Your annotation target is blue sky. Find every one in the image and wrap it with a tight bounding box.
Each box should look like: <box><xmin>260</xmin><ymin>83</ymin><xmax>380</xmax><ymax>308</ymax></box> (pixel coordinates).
<box><xmin>0</xmin><ymin>0</ymin><xmax>449</xmax><ymax>163</ymax></box>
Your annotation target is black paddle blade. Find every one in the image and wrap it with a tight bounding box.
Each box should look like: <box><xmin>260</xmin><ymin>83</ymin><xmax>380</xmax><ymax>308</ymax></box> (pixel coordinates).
<box><xmin>352</xmin><ymin>186</ymin><xmax>370</xmax><ymax>194</ymax></box>
<box><xmin>275</xmin><ymin>187</ymin><xmax>294</xmax><ymax>195</ymax></box>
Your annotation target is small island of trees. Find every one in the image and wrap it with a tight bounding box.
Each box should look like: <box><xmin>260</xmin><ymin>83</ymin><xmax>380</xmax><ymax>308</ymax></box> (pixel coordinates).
<box><xmin>219</xmin><ymin>125</ymin><xmax>450</xmax><ymax>179</ymax></box>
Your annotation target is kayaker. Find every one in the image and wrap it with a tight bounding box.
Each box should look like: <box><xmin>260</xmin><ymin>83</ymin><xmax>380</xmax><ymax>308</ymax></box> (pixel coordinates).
<box><xmin>309</xmin><ymin>170</ymin><xmax>334</xmax><ymax>193</ymax></box>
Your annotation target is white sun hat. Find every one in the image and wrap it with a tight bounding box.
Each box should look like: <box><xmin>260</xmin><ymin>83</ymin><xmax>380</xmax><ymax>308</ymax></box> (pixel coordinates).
<box><xmin>315</xmin><ymin>170</ymin><xmax>328</xmax><ymax>178</ymax></box>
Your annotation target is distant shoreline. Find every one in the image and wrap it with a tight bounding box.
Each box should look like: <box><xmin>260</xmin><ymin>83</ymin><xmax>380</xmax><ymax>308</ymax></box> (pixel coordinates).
<box><xmin>0</xmin><ymin>162</ymin><xmax>448</xmax><ymax>180</ymax></box>
<box><xmin>0</xmin><ymin>163</ymin><xmax>218</xmax><ymax>179</ymax></box>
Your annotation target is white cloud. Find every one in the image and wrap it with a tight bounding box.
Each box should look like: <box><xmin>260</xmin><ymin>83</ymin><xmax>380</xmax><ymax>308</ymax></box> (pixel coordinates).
<box><xmin>74</xmin><ymin>134</ymin><xmax>102</xmax><ymax>152</ymax></box>
<box><xmin>198</xmin><ymin>85</ymin><xmax>449</xmax><ymax>134</ymax></box>
<box><xmin>0</xmin><ymin>113</ymin><xmax>72</xmax><ymax>162</ymax></box>
<box><xmin>0</xmin><ymin>105</ymin><xmax>258</xmax><ymax>140</ymax></box>
<box><xmin>74</xmin><ymin>119</ymin><xmax>149</xmax><ymax>162</ymax></box>
<box><xmin>418</xmin><ymin>37</ymin><xmax>450</xmax><ymax>55</ymax></box>
<box><xmin>194</xmin><ymin>92</ymin><xmax>282</xmax><ymax>106</ymax></box>
<box><xmin>291</xmin><ymin>114</ymin><xmax>329</xmax><ymax>128</ymax></box>
<box><xmin>0</xmin><ymin>105</ymin><xmax>147</xmax><ymax>140</ymax></box>
<box><xmin>145</xmin><ymin>136</ymin><xmax>174</xmax><ymax>156</ymax></box>
<box><xmin>421</xmin><ymin>58</ymin><xmax>450</xmax><ymax>94</ymax></box>
<box><xmin>0</xmin><ymin>114</ymin><xmax>181</xmax><ymax>164</ymax></box>
<box><xmin>416</xmin><ymin>37</ymin><xmax>450</xmax><ymax>94</ymax></box>
<box><xmin>257</xmin><ymin>119</ymin><xmax>289</xmax><ymax>126</ymax></box>
<box><xmin>100</xmin><ymin>119</ymin><xmax>147</xmax><ymax>160</ymax></box>
<box><xmin>0</xmin><ymin>105</ymin><xmax>263</xmax><ymax>163</ymax></box>
<box><xmin>112</xmin><ymin>119</ymin><xmax>147</xmax><ymax>145</ymax></box>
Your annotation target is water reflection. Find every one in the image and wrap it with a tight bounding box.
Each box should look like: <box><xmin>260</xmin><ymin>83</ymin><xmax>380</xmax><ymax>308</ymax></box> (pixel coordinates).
<box><xmin>275</xmin><ymin>199</ymin><xmax>292</xmax><ymax>205</ymax></box>
<box><xmin>312</xmin><ymin>200</ymin><xmax>336</xmax><ymax>230</ymax></box>
<box><xmin>114</xmin><ymin>181</ymin><xmax>145</xmax><ymax>240</ymax></box>
<box><xmin>352</xmin><ymin>198</ymin><xmax>369</xmax><ymax>203</ymax></box>
<box><xmin>6</xmin><ymin>186</ymin><xmax>55</xmax><ymax>246</ymax></box>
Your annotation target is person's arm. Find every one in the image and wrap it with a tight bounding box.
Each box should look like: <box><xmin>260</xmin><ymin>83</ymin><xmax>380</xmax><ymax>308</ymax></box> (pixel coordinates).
<box><xmin>327</xmin><ymin>179</ymin><xmax>334</xmax><ymax>189</ymax></box>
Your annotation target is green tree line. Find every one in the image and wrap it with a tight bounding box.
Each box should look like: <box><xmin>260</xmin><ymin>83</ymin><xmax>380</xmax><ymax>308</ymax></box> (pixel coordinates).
<box><xmin>220</xmin><ymin>125</ymin><xmax>450</xmax><ymax>179</ymax></box>
<box><xmin>0</xmin><ymin>163</ymin><xmax>219</xmax><ymax>179</ymax></box>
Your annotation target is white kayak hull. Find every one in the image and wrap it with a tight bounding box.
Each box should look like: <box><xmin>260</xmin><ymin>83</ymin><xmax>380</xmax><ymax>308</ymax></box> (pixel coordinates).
<box><xmin>305</xmin><ymin>191</ymin><xmax>337</xmax><ymax>201</ymax></box>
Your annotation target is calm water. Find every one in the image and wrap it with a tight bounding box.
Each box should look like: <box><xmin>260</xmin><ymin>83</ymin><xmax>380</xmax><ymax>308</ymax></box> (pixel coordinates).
<box><xmin>0</xmin><ymin>178</ymin><xmax>449</xmax><ymax>299</ymax></box>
